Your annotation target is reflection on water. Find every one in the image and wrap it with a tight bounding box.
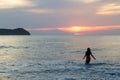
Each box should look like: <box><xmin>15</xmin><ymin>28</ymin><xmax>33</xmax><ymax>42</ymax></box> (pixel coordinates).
<box><xmin>0</xmin><ymin>56</ymin><xmax>14</xmax><ymax>61</ymax></box>
<box><xmin>0</xmin><ymin>36</ymin><xmax>29</xmax><ymax>63</ymax></box>
<box><xmin>65</xmin><ymin>56</ymin><xmax>82</xmax><ymax>60</ymax></box>
<box><xmin>0</xmin><ymin>35</ymin><xmax>119</xmax><ymax>62</ymax></box>
<box><xmin>0</xmin><ymin>35</ymin><xmax>119</xmax><ymax>80</ymax></box>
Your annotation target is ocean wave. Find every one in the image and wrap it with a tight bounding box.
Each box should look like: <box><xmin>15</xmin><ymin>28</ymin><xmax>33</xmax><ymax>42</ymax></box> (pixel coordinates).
<box><xmin>59</xmin><ymin>78</ymin><xmax>78</xmax><ymax>80</ymax></box>
<box><xmin>0</xmin><ymin>45</ymin><xmax>29</xmax><ymax>49</ymax></box>
<box><xmin>2</xmin><ymin>60</ymin><xmax>120</xmax><ymax>80</ymax></box>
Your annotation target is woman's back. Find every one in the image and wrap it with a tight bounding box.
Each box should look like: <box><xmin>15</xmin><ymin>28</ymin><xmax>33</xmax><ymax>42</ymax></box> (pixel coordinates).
<box><xmin>85</xmin><ymin>49</ymin><xmax>91</xmax><ymax>57</ymax></box>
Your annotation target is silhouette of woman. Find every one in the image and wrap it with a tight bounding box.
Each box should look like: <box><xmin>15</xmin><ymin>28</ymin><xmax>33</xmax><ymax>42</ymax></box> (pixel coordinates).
<box><xmin>83</xmin><ymin>48</ymin><xmax>96</xmax><ymax>65</ymax></box>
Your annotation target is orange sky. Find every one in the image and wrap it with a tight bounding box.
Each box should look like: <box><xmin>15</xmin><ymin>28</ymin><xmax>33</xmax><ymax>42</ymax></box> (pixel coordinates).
<box><xmin>0</xmin><ymin>0</ymin><xmax>120</xmax><ymax>35</ymax></box>
<box><xmin>26</xmin><ymin>26</ymin><xmax>120</xmax><ymax>35</ymax></box>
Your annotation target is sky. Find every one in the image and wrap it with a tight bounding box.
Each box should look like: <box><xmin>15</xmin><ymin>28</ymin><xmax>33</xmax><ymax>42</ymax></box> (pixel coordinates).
<box><xmin>0</xmin><ymin>0</ymin><xmax>120</xmax><ymax>35</ymax></box>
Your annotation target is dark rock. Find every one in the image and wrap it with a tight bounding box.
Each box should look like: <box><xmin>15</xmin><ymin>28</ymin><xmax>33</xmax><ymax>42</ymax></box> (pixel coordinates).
<box><xmin>0</xmin><ymin>28</ymin><xmax>30</xmax><ymax>35</ymax></box>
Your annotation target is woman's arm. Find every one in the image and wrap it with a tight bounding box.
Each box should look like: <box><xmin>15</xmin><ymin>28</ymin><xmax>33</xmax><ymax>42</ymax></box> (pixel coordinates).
<box><xmin>83</xmin><ymin>52</ymin><xmax>86</xmax><ymax>60</ymax></box>
<box><xmin>91</xmin><ymin>53</ymin><xmax>96</xmax><ymax>60</ymax></box>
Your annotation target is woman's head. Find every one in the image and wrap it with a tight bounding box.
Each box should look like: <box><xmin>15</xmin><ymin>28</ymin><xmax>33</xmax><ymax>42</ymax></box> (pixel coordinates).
<box><xmin>87</xmin><ymin>48</ymin><xmax>91</xmax><ymax>51</ymax></box>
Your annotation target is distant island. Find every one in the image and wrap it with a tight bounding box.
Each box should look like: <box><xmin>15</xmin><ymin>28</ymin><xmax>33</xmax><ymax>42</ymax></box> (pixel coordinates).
<box><xmin>0</xmin><ymin>28</ymin><xmax>30</xmax><ymax>35</ymax></box>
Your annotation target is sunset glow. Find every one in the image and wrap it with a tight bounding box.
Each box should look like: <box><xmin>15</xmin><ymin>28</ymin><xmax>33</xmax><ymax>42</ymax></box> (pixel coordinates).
<box><xmin>0</xmin><ymin>0</ymin><xmax>120</xmax><ymax>35</ymax></box>
<box><xmin>57</xmin><ymin>26</ymin><xmax>110</xmax><ymax>33</ymax></box>
<box><xmin>57</xmin><ymin>26</ymin><xmax>89</xmax><ymax>33</ymax></box>
<box><xmin>26</xmin><ymin>26</ymin><xmax>120</xmax><ymax>35</ymax></box>
<box><xmin>26</xmin><ymin>28</ymin><xmax>55</xmax><ymax>31</ymax></box>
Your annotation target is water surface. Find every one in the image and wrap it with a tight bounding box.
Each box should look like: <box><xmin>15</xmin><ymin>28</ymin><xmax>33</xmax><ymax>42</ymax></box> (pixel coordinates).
<box><xmin>0</xmin><ymin>35</ymin><xmax>120</xmax><ymax>80</ymax></box>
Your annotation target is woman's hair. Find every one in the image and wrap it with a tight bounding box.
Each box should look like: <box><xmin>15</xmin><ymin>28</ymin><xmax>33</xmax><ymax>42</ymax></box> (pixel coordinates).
<box><xmin>87</xmin><ymin>48</ymin><xmax>90</xmax><ymax>51</ymax></box>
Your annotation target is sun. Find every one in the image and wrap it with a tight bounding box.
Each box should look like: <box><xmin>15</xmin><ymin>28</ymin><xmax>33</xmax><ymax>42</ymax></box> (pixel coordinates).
<box><xmin>70</xmin><ymin>26</ymin><xmax>83</xmax><ymax>33</ymax></box>
<box><xmin>57</xmin><ymin>26</ymin><xmax>88</xmax><ymax>33</ymax></box>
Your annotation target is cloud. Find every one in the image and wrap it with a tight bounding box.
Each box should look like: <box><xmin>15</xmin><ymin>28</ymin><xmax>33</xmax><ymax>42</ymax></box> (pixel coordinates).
<box><xmin>96</xmin><ymin>3</ymin><xmax>120</xmax><ymax>15</ymax></box>
<box><xmin>25</xmin><ymin>9</ymin><xmax>54</xmax><ymax>14</ymax></box>
<box><xmin>0</xmin><ymin>0</ymin><xmax>35</xmax><ymax>9</ymax></box>
<box><xmin>71</xmin><ymin>0</ymin><xmax>100</xmax><ymax>3</ymax></box>
<box><xmin>26</xmin><ymin>28</ymin><xmax>56</xmax><ymax>31</ymax></box>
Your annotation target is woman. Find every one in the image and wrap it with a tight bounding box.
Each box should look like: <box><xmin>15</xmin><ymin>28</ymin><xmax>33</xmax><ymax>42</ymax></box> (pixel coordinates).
<box><xmin>83</xmin><ymin>48</ymin><xmax>96</xmax><ymax>65</ymax></box>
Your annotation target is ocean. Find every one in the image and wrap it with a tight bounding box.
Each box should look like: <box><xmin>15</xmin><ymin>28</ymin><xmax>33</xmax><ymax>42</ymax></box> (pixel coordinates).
<box><xmin>0</xmin><ymin>35</ymin><xmax>120</xmax><ymax>80</ymax></box>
